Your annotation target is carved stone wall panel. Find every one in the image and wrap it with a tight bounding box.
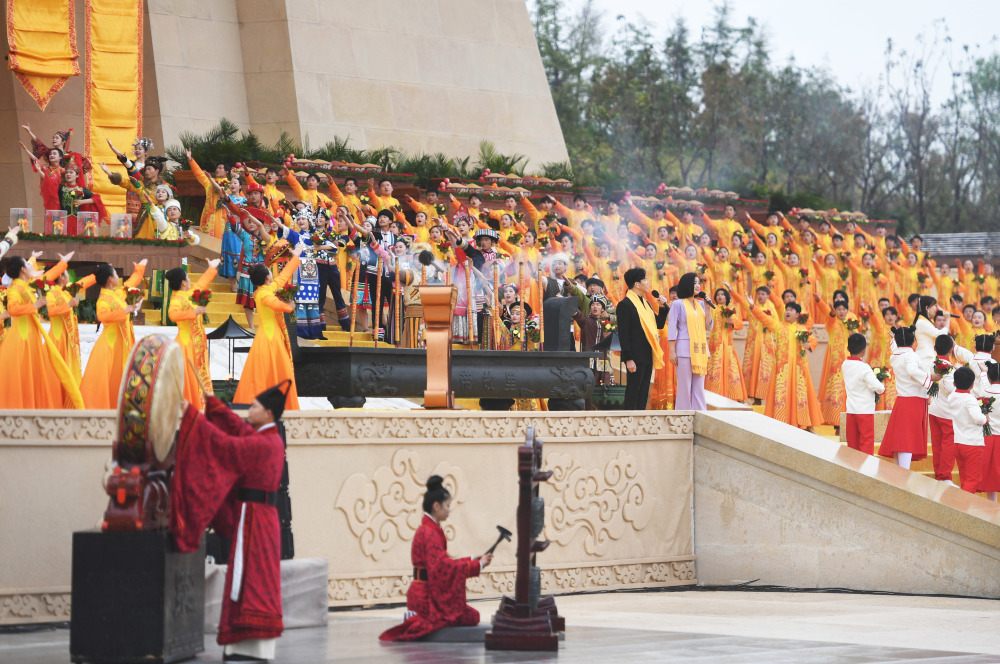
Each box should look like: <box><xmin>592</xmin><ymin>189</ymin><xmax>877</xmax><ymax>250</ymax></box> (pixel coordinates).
<box><xmin>0</xmin><ymin>410</ymin><xmax>695</xmax><ymax>622</ymax></box>
<box><xmin>0</xmin><ymin>590</ymin><xmax>72</xmax><ymax>624</ymax></box>
<box><xmin>324</xmin><ymin>559</ymin><xmax>697</xmax><ymax>607</ymax></box>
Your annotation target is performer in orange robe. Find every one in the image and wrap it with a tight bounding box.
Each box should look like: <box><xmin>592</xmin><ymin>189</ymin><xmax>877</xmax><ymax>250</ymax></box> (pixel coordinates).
<box><xmin>79</xmin><ymin>260</ymin><xmax>147</xmax><ymax>408</ymax></box>
<box><xmin>166</xmin><ymin>259</ymin><xmax>220</xmax><ymax>410</ymax></box>
<box><xmin>171</xmin><ymin>384</ymin><xmax>290</xmax><ymax>661</ymax></box>
<box><xmin>738</xmin><ymin>285</ymin><xmax>777</xmax><ymax>403</ymax></box>
<box><xmin>0</xmin><ymin>255</ymin><xmax>84</xmax><ymax>409</ymax></box>
<box><xmin>43</xmin><ymin>252</ymin><xmax>96</xmax><ymax>386</ymax></box>
<box><xmin>867</xmin><ymin>304</ymin><xmax>899</xmax><ymax>411</ymax></box>
<box><xmin>187</xmin><ymin>149</ymin><xmax>229</xmax><ymax>238</ymax></box>
<box><xmin>748</xmin><ymin>297</ymin><xmax>822</xmax><ymax>430</ymax></box>
<box><xmin>706</xmin><ymin>288</ymin><xmax>747</xmax><ymax>402</ymax></box>
<box><xmin>815</xmin><ymin>297</ymin><xmax>860</xmax><ymax>426</ymax></box>
<box><xmin>233</xmin><ymin>249</ymin><xmax>302</xmax><ymax>410</ymax></box>
<box><xmin>380</xmin><ymin>475</ymin><xmax>492</xmax><ymax>641</ymax></box>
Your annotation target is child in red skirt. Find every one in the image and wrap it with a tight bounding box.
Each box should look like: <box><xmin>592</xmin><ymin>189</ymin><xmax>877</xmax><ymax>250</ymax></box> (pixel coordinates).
<box><xmin>842</xmin><ymin>332</ymin><xmax>885</xmax><ymax>455</ymax></box>
<box><xmin>979</xmin><ymin>362</ymin><xmax>1000</xmax><ymax>502</ymax></box>
<box><xmin>880</xmin><ymin>327</ymin><xmax>941</xmax><ymax>469</ymax></box>
<box><xmin>950</xmin><ymin>367</ymin><xmax>988</xmax><ymax>493</ymax></box>
<box><xmin>927</xmin><ymin>335</ymin><xmax>974</xmax><ymax>484</ymax></box>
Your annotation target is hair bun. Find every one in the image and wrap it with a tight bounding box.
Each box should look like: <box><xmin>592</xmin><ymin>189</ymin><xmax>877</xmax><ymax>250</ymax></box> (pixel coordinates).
<box><xmin>426</xmin><ymin>475</ymin><xmax>444</xmax><ymax>491</ymax></box>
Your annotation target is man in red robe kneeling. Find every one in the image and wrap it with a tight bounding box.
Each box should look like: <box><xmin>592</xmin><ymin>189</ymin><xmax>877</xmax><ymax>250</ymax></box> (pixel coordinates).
<box><xmin>171</xmin><ymin>380</ymin><xmax>292</xmax><ymax>662</ymax></box>
<box><xmin>380</xmin><ymin>475</ymin><xmax>494</xmax><ymax>641</ymax></box>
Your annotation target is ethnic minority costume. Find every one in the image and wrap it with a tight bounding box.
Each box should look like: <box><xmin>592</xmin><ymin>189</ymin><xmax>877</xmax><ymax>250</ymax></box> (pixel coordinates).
<box><xmin>294</xmin><ymin>241</ymin><xmax>324</xmax><ymax>340</ymax></box>
<box><xmin>233</xmin><ymin>207</ymin><xmax>266</xmax><ymax>310</ymax></box>
<box><xmin>79</xmin><ymin>265</ymin><xmax>146</xmax><ymax>409</ymax></box>
<box><xmin>171</xmin><ymin>396</ymin><xmax>285</xmax><ymax>658</ymax></box>
<box><xmin>233</xmin><ymin>258</ymin><xmax>301</xmax><ymax>410</ymax></box>
<box><xmin>31</xmin><ymin>131</ymin><xmax>92</xmax><ymax>186</ymax></box>
<box><xmin>0</xmin><ymin>277</ymin><xmax>84</xmax><ymax>409</ymax></box>
<box><xmin>379</xmin><ymin>514</ymin><xmax>483</xmax><ymax>641</ymax></box>
<box><xmin>220</xmin><ymin>212</ymin><xmax>242</xmax><ymax>279</ymax></box>
<box><xmin>107</xmin><ymin>172</ymin><xmax>163</xmax><ymax>239</ymax></box>
<box><xmin>169</xmin><ymin>268</ymin><xmax>218</xmax><ymax>411</ymax></box>
<box><xmin>32</xmin><ymin>162</ymin><xmax>63</xmax><ymax>211</ymax></box>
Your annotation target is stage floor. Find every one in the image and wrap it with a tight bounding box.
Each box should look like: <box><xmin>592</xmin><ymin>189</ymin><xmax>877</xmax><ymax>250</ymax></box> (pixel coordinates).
<box><xmin>4</xmin><ymin>591</ymin><xmax>1000</xmax><ymax>663</ymax></box>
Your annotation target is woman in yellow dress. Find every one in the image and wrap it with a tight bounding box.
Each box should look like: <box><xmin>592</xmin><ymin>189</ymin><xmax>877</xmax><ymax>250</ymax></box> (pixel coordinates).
<box><xmin>233</xmin><ymin>246</ymin><xmax>303</xmax><ymax>410</ymax></box>
<box><xmin>737</xmin><ymin>284</ymin><xmax>777</xmax><ymax>404</ymax></box>
<box><xmin>44</xmin><ymin>251</ymin><xmax>96</xmax><ymax>385</ymax></box>
<box><xmin>747</xmin><ymin>294</ymin><xmax>822</xmax><ymax>430</ymax></box>
<box><xmin>0</xmin><ymin>255</ymin><xmax>84</xmax><ymax>409</ymax></box>
<box><xmin>79</xmin><ymin>260</ymin><xmax>147</xmax><ymax>409</ymax></box>
<box><xmin>867</xmin><ymin>303</ymin><xmax>898</xmax><ymax>411</ymax></box>
<box><xmin>166</xmin><ymin>259</ymin><xmax>220</xmax><ymax>410</ymax></box>
<box><xmin>705</xmin><ymin>286</ymin><xmax>747</xmax><ymax>402</ymax></box>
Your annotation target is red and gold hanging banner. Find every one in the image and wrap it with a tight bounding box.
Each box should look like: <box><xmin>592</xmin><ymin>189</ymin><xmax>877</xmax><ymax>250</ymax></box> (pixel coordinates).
<box><xmin>84</xmin><ymin>0</ymin><xmax>142</xmax><ymax>213</ymax></box>
<box><xmin>6</xmin><ymin>0</ymin><xmax>81</xmax><ymax>110</ymax></box>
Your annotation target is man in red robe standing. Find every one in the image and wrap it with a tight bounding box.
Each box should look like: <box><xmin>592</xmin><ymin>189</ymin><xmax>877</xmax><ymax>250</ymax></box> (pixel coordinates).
<box><xmin>171</xmin><ymin>380</ymin><xmax>291</xmax><ymax>662</ymax></box>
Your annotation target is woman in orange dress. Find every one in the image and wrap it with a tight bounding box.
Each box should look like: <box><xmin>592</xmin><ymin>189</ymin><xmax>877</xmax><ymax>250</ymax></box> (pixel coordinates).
<box><xmin>705</xmin><ymin>286</ymin><xmax>747</xmax><ymax>402</ymax></box>
<box><xmin>233</xmin><ymin>247</ymin><xmax>303</xmax><ymax>410</ymax></box>
<box><xmin>747</xmin><ymin>295</ymin><xmax>822</xmax><ymax>430</ymax></box>
<box><xmin>44</xmin><ymin>251</ymin><xmax>96</xmax><ymax>385</ymax></box>
<box><xmin>0</xmin><ymin>255</ymin><xmax>84</xmax><ymax>409</ymax></box>
<box><xmin>867</xmin><ymin>304</ymin><xmax>899</xmax><ymax>411</ymax></box>
<box><xmin>166</xmin><ymin>259</ymin><xmax>220</xmax><ymax>410</ymax></box>
<box><xmin>79</xmin><ymin>260</ymin><xmax>147</xmax><ymax>408</ymax></box>
<box><xmin>738</xmin><ymin>284</ymin><xmax>777</xmax><ymax>403</ymax></box>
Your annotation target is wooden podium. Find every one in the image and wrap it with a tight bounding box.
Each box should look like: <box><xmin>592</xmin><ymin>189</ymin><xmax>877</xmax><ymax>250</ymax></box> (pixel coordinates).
<box><xmin>485</xmin><ymin>426</ymin><xmax>564</xmax><ymax>650</ymax></box>
<box><xmin>419</xmin><ymin>285</ymin><xmax>457</xmax><ymax>408</ymax></box>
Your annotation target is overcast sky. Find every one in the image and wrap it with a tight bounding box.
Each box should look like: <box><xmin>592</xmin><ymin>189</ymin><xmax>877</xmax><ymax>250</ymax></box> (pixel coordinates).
<box><xmin>558</xmin><ymin>0</ymin><xmax>1000</xmax><ymax>106</ymax></box>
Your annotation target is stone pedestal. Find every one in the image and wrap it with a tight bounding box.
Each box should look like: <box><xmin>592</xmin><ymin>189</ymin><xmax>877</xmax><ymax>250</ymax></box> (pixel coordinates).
<box><xmin>70</xmin><ymin>530</ymin><xmax>205</xmax><ymax>664</ymax></box>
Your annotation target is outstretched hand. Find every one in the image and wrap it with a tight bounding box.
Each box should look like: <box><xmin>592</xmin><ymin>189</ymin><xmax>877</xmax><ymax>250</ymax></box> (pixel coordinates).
<box><xmin>207</xmin><ymin>258</ymin><xmax>221</xmax><ymax>270</ymax></box>
<box><xmin>58</xmin><ymin>251</ymin><xmax>75</xmax><ymax>262</ymax></box>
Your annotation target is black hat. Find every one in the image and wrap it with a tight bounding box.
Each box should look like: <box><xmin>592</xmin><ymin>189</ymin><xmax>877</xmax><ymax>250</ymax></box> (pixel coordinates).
<box><xmin>255</xmin><ymin>379</ymin><xmax>291</xmax><ymax>420</ymax></box>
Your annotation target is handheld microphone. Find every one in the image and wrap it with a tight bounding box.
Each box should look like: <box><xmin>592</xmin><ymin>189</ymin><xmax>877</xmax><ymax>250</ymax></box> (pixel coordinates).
<box><xmin>651</xmin><ymin>290</ymin><xmax>660</xmax><ymax>299</ymax></box>
<box><xmin>696</xmin><ymin>291</ymin><xmax>716</xmax><ymax>309</ymax></box>
<box><xmin>949</xmin><ymin>313</ymin><xmax>961</xmax><ymax>319</ymax></box>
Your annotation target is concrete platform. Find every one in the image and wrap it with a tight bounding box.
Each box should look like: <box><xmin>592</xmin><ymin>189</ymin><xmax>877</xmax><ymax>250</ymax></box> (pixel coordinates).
<box><xmin>5</xmin><ymin>591</ymin><xmax>1000</xmax><ymax>663</ymax></box>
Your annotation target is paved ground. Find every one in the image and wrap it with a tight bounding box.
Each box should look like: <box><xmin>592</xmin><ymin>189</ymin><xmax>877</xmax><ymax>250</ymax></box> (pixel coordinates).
<box><xmin>5</xmin><ymin>590</ymin><xmax>1000</xmax><ymax>663</ymax></box>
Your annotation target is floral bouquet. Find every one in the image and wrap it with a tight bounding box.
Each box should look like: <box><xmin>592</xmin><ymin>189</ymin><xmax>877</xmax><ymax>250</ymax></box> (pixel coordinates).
<box><xmin>974</xmin><ymin>273</ymin><xmax>987</xmax><ymax>285</ymax></box>
<box><xmin>30</xmin><ymin>278</ymin><xmax>49</xmax><ymax>299</ymax></box>
<box><xmin>64</xmin><ymin>281</ymin><xmax>84</xmax><ymax>298</ymax></box>
<box><xmin>608</xmin><ymin>260</ymin><xmax>622</xmax><ymax>279</ymax></box>
<box><xmin>845</xmin><ymin>318</ymin><xmax>860</xmax><ymax>332</ymax></box>
<box><xmin>126</xmin><ymin>287</ymin><xmax>143</xmax><ymax>319</ymax></box>
<box><xmin>838</xmin><ymin>267</ymin><xmax>850</xmax><ymax>282</ymax></box>
<box><xmin>981</xmin><ymin>396</ymin><xmax>996</xmax><ymax>436</ymax></box>
<box><xmin>731</xmin><ymin>261</ymin><xmax>744</xmax><ymax>273</ymax></box>
<box><xmin>433</xmin><ymin>203</ymin><xmax>448</xmax><ymax>217</ymax></box>
<box><xmin>600</xmin><ymin>318</ymin><xmax>616</xmax><ymax>335</ymax></box>
<box><xmin>874</xmin><ymin>365</ymin><xmax>890</xmax><ymax>404</ymax></box>
<box><xmin>870</xmin><ymin>268</ymin><xmax>882</xmax><ymax>280</ymax></box>
<box><xmin>859</xmin><ymin>308</ymin><xmax>871</xmax><ymax>322</ymax></box>
<box><xmin>917</xmin><ymin>272</ymin><xmax>929</xmax><ymax>285</ymax></box>
<box><xmin>798</xmin><ymin>267</ymin><xmax>809</xmax><ymax>281</ymax></box>
<box><xmin>190</xmin><ymin>288</ymin><xmax>212</xmax><ymax>307</ymax></box>
<box><xmin>795</xmin><ymin>330</ymin><xmax>811</xmax><ymax>357</ymax></box>
<box><xmin>275</xmin><ymin>283</ymin><xmax>297</xmax><ymax>303</ymax></box>
<box><xmin>721</xmin><ymin>305</ymin><xmax>737</xmax><ymax>328</ymax></box>
<box><xmin>191</xmin><ymin>288</ymin><xmax>212</xmax><ymax>323</ymax></box>
<box><xmin>928</xmin><ymin>357</ymin><xmax>953</xmax><ymax>398</ymax></box>
<box><xmin>797</xmin><ymin>312</ymin><xmax>809</xmax><ymax>325</ymax></box>
<box><xmin>436</xmin><ymin>240</ymin><xmax>452</xmax><ymax>256</ymax></box>
<box><xmin>177</xmin><ymin>219</ymin><xmax>193</xmax><ymax>233</ymax></box>
<box><xmin>506</xmin><ymin>232</ymin><xmax>523</xmax><ymax>246</ymax></box>
<box><xmin>763</xmin><ymin>270</ymin><xmax>775</xmax><ymax>282</ymax></box>
<box><xmin>537</xmin><ymin>236</ymin><xmax>550</xmax><ymax>249</ymax></box>
<box><xmin>359</xmin><ymin>194</ymin><xmax>371</xmax><ymax>207</ymax></box>
<box><xmin>696</xmin><ymin>262</ymin><xmax>707</xmax><ymax>276</ymax></box>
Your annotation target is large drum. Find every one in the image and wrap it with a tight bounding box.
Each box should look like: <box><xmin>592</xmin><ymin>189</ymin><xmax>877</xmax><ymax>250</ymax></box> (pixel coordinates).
<box><xmin>114</xmin><ymin>334</ymin><xmax>185</xmax><ymax>472</ymax></box>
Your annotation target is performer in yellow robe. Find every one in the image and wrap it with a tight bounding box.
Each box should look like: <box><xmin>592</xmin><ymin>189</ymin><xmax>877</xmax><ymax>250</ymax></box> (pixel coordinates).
<box><xmin>748</xmin><ymin>296</ymin><xmax>822</xmax><ymax>430</ymax></box>
<box><xmin>0</xmin><ymin>256</ymin><xmax>84</xmax><ymax>409</ymax></box>
<box><xmin>187</xmin><ymin>150</ymin><xmax>229</xmax><ymax>238</ymax></box>
<box><xmin>79</xmin><ymin>260</ymin><xmax>147</xmax><ymax>409</ymax></box>
<box><xmin>233</xmin><ymin>248</ymin><xmax>303</xmax><ymax>410</ymax></box>
<box><xmin>166</xmin><ymin>259</ymin><xmax>220</xmax><ymax>410</ymax></box>
<box><xmin>867</xmin><ymin>303</ymin><xmax>898</xmax><ymax>411</ymax></box>
<box><xmin>706</xmin><ymin>287</ymin><xmax>747</xmax><ymax>402</ymax></box>
<box><xmin>737</xmin><ymin>286</ymin><xmax>776</xmax><ymax>403</ymax></box>
<box><xmin>814</xmin><ymin>296</ymin><xmax>860</xmax><ymax>426</ymax></box>
<box><xmin>283</xmin><ymin>168</ymin><xmax>333</xmax><ymax>212</ymax></box>
<box><xmin>43</xmin><ymin>252</ymin><xmax>96</xmax><ymax>385</ymax></box>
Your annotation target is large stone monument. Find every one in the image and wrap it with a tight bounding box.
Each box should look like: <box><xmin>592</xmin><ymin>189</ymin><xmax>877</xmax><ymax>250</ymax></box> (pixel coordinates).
<box><xmin>0</xmin><ymin>0</ymin><xmax>568</xmax><ymax>215</ymax></box>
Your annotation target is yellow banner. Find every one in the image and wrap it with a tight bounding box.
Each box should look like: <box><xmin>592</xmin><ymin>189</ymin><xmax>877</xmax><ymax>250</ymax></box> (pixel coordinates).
<box><xmin>84</xmin><ymin>0</ymin><xmax>142</xmax><ymax>213</ymax></box>
<box><xmin>6</xmin><ymin>0</ymin><xmax>81</xmax><ymax>110</ymax></box>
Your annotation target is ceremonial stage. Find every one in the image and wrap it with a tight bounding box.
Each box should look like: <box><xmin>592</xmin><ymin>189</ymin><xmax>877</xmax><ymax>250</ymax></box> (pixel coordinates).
<box><xmin>4</xmin><ymin>408</ymin><xmax>1000</xmax><ymax>628</ymax></box>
